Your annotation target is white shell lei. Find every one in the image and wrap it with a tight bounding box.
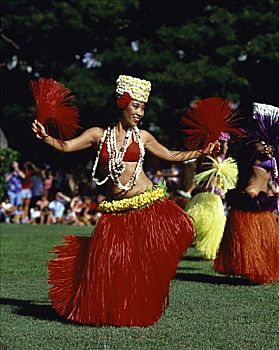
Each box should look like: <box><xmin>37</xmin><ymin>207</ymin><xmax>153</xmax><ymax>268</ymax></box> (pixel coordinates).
<box><xmin>272</xmin><ymin>156</ymin><xmax>278</xmax><ymax>179</ymax></box>
<box><xmin>91</xmin><ymin>126</ymin><xmax>145</xmax><ymax>191</ymax></box>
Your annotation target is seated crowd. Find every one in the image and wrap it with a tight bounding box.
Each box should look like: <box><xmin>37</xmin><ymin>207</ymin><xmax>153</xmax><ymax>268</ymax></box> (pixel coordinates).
<box><xmin>3</xmin><ymin>159</ymin><xmax>277</xmax><ymax>226</ymax></box>
<box><xmin>1</xmin><ymin>159</ymin><xmax>191</xmax><ymax>225</ymax></box>
<box><xmin>0</xmin><ymin>191</ymin><xmax>106</xmax><ymax>226</ymax></box>
<box><xmin>1</xmin><ymin>161</ymin><xmax>106</xmax><ymax>225</ymax></box>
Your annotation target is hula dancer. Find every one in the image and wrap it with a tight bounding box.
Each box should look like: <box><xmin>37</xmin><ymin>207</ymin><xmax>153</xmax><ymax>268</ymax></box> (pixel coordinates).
<box><xmin>214</xmin><ymin>102</ymin><xmax>279</xmax><ymax>284</ymax></box>
<box><xmin>31</xmin><ymin>75</ymin><xmax>218</xmax><ymax>326</ymax></box>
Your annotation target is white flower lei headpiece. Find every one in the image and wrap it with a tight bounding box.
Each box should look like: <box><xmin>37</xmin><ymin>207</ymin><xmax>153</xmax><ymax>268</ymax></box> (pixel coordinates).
<box><xmin>116</xmin><ymin>75</ymin><xmax>151</xmax><ymax>103</ymax></box>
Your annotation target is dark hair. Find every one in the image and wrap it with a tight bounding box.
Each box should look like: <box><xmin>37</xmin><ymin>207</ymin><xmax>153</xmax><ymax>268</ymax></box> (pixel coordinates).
<box><xmin>236</xmin><ymin>142</ymin><xmax>260</xmax><ymax>190</ymax></box>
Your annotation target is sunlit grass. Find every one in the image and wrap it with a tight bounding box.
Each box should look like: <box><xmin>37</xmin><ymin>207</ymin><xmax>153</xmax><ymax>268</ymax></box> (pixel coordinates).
<box><xmin>1</xmin><ymin>224</ymin><xmax>278</xmax><ymax>350</ymax></box>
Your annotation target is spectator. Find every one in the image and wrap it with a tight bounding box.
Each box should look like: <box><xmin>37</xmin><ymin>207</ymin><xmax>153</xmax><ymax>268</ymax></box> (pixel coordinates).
<box><xmin>13</xmin><ymin>205</ymin><xmax>25</xmax><ymax>224</ymax></box>
<box><xmin>63</xmin><ymin>208</ymin><xmax>78</xmax><ymax>225</ymax></box>
<box><xmin>43</xmin><ymin>169</ymin><xmax>54</xmax><ymax>196</ymax></box>
<box><xmin>47</xmin><ymin>192</ymin><xmax>67</xmax><ymax>224</ymax></box>
<box><xmin>51</xmin><ymin>170</ymin><xmax>66</xmax><ymax>194</ymax></box>
<box><xmin>70</xmin><ymin>194</ymin><xmax>83</xmax><ymax>217</ymax></box>
<box><xmin>65</xmin><ymin>170</ymin><xmax>79</xmax><ymax>196</ymax></box>
<box><xmin>156</xmin><ymin>163</ymin><xmax>181</xmax><ymax>192</ymax></box>
<box><xmin>169</xmin><ymin>183</ymin><xmax>196</xmax><ymax>210</ymax></box>
<box><xmin>36</xmin><ymin>194</ymin><xmax>50</xmax><ymax>224</ymax></box>
<box><xmin>31</xmin><ymin>167</ymin><xmax>44</xmax><ymax>207</ymax></box>
<box><xmin>6</xmin><ymin>161</ymin><xmax>25</xmax><ymax>206</ymax></box>
<box><xmin>91</xmin><ymin>193</ymin><xmax>106</xmax><ymax>224</ymax></box>
<box><xmin>78</xmin><ymin>172</ymin><xmax>93</xmax><ymax>196</ymax></box>
<box><xmin>21</xmin><ymin>161</ymin><xmax>34</xmax><ymax>219</ymax></box>
<box><xmin>0</xmin><ymin>196</ymin><xmax>14</xmax><ymax>223</ymax></box>
<box><xmin>77</xmin><ymin>196</ymin><xmax>96</xmax><ymax>226</ymax></box>
<box><xmin>36</xmin><ymin>194</ymin><xmax>49</xmax><ymax>210</ymax></box>
<box><xmin>56</xmin><ymin>191</ymin><xmax>71</xmax><ymax>206</ymax></box>
<box><xmin>29</xmin><ymin>205</ymin><xmax>41</xmax><ymax>224</ymax></box>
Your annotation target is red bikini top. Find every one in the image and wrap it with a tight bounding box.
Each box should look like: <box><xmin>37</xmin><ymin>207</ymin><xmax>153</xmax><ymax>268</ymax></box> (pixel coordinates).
<box><xmin>99</xmin><ymin>131</ymin><xmax>140</xmax><ymax>163</ymax></box>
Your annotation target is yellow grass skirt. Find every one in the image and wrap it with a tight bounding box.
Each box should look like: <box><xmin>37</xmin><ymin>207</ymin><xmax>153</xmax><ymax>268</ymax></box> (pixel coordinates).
<box><xmin>185</xmin><ymin>192</ymin><xmax>226</xmax><ymax>259</ymax></box>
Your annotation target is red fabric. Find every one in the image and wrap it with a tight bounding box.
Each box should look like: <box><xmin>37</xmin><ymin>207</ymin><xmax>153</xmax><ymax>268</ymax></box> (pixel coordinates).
<box><xmin>30</xmin><ymin>78</ymin><xmax>80</xmax><ymax>143</ymax></box>
<box><xmin>48</xmin><ymin>199</ymin><xmax>194</xmax><ymax>326</ymax></box>
<box><xmin>214</xmin><ymin>209</ymin><xmax>279</xmax><ymax>284</ymax></box>
<box><xmin>21</xmin><ymin>174</ymin><xmax>32</xmax><ymax>189</ymax></box>
<box><xmin>99</xmin><ymin>133</ymin><xmax>140</xmax><ymax>164</ymax></box>
<box><xmin>79</xmin><ymin>202</ymin><xmax>98</xmax><ymax>210</ymax></box>
<box><xmin>181</xmin><ymin>97</ymin><xmax>245</xmax><ymax>150</ymax></box>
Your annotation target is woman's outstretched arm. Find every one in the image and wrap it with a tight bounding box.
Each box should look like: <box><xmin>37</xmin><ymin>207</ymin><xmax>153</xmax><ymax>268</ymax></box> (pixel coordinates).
<box><xmin>31</xmin><ymin>119</ymin><xmax>103</xmax><ymax>152</ymax></box>
<box><xmin>141</xmin><ymin>130</ymin><xmax>219</xmax><ymax>162</ymax></box>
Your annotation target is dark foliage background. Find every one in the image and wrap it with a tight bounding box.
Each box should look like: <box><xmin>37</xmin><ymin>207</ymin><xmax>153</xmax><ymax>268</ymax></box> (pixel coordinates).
<box><xmin>1</xmin><ymin>0</ymin><xmax>279</xmax><ymax>168</ymax></box>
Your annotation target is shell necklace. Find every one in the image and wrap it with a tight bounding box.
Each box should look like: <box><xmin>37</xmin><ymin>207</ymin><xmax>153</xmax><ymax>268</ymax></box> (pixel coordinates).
<box><xmin>91</xmin><ymin>125</ymin><xmax>145</xmax><ymax>191</ymax></box>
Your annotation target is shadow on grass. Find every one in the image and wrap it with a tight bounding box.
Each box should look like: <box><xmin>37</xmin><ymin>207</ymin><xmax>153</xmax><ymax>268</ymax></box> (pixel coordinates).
<box><xmin>0</xmin><ymin>298</ymin><xmax>117</xmax><ymax>327</ymax></box>
<box><xmin>0</xmin><ymin>297</ymin><xmax>140</xmax><ymax>328</ymax></box>
<box><xmin>175</xmin><ymin>273</ymin><xmax>253</xmax><ymax>285</ymax></box>
<box><xmin>0</xmin><ymin>298</ymin><xmax>68</xmax><ymax>324</ymax></box>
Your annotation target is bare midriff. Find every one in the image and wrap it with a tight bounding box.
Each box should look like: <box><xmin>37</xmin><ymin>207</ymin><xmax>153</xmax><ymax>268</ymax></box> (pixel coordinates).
<box><xmin>245</xmin><ymin>166</ymin><xmax>270</xmax><ymax>197</ymax></box>
<box><xmin>99</xmin><ymin>162</ymin><xmax>153</xmax><ymax>200</ymax></box>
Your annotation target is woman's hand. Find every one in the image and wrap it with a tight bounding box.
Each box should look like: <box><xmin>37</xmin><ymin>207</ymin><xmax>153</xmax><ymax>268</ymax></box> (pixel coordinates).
<box><xmin>31</xmin><ymin>119</ymin><xmax>49</xmax><ymax>139</ymax></box>
<box><xmin>201</xmin><ymin>140</ymin><xmax>220</xmax><ymax>155</ymax></box>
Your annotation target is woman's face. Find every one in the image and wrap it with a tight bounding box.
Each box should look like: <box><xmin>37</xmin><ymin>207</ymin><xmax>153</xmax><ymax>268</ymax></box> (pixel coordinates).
<box><xmin>255</xmin><ymin>141</ymin><xmax>273</xmax><ymax>158</ymax></box>
<box><xmin>120</xmin><ymin>100</ymin><xmax>145</xmax><ymax>127</ymax></box>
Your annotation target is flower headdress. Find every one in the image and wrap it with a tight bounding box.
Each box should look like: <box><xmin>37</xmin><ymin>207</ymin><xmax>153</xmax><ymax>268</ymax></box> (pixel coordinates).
<box><xmin>247</xmin><ymin>102</ymin><xmax>279</xmax><ymax>179</ymax></box>
<box><xmin>219</xmin><ymin>132</ymin><xmax>230</xmax><ymax>141</ymax></box>
<box><xmin>115</xmin><ymin>75</ymin><xmax>151</xmax><ymax>109</ymax></box>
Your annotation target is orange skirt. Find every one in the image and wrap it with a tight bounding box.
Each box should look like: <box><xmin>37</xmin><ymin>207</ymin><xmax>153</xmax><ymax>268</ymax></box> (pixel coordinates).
<box><xmin>214</xmin><ymin>209</ymin><xmax>279</xmax><ymax>284</ymax></box>
<box><xmin>48</xmin><ymin>198</ymin><xmax>194</xmax><ymax>326</ymax></box>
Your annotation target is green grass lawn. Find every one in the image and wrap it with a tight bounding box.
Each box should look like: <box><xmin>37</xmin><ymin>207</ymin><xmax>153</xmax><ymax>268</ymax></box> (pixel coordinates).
<box><xmin>1</xmin><ymin>224</ymin><xmax>278</xmax><ymax>350</ymax></box>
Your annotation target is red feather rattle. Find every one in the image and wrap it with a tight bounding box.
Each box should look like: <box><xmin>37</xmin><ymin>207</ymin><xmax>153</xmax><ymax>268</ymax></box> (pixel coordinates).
<box><xmin>30</xmin><ymin>78</ymin><xmax>80</xmax><ymax>146</ymax></box>
<box><xmin>181</xmin><ymin>97</ymin><xmax>245</xmax><ymax>152</ymax></box>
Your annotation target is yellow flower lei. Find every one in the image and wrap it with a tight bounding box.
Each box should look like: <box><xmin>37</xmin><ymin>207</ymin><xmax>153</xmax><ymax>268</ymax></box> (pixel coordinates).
<box><xmin>99</xmin><ymin>184</ymin><xmax>167</xmax><ymax>213</ymax></box>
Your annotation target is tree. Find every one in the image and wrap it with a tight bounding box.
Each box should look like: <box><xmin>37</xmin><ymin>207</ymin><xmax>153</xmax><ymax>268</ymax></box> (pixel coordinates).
<box><xmin>0</xmin><ymin>148</ymin><xmax>19</xmax><ymax>199</ymax></box>
<box><xmin>1</xmin><ymin>0</ymin><xmax>278</xmax><ymax>163</ymax></box>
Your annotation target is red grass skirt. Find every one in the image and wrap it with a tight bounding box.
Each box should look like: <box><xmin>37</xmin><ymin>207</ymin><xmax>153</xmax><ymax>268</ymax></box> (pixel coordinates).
<box><xmin>214</xmin><ymin>209</ymin><xmax>279</xmax><ymax>284</ymax></box>
<box><xmin>48</xmin><ymin>198</ymin><xmax>194</xmax><ymax>326</ymax></box>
